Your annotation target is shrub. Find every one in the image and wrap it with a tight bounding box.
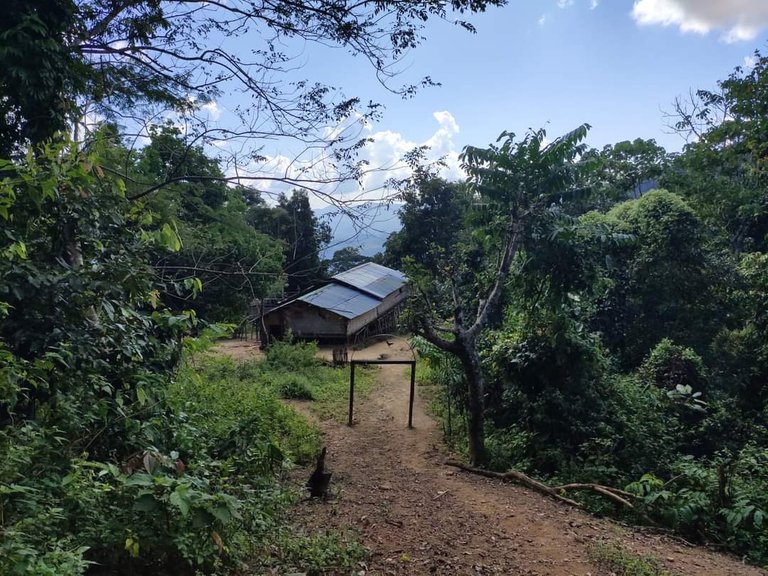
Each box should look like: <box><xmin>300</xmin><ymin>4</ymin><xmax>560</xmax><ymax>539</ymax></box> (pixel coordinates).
<box><xmin>640</xmin><ymin>338</ymin><xmax>708</xmax><ymax>392</ymax></box>
<box><xmin>266</xmin><ymin>340</ymin><xmax>320</xmax><ymax>371</ymax></box>
<box><xmin>627</xmin><ymin>446</ymin><xmax>768</xmax><ymax>565</ymax></box>
<box><xmin>275</xmin><ymin>373</ymin><xmax>315</xmax><ymax>400</ymax></box>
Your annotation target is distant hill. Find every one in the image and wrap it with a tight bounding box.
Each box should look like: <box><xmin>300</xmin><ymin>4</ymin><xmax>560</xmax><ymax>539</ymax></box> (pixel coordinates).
<box><xmin>316</xmin><ymin>203</ymin><xmax>403</xmax><ymax>258</ymax></box>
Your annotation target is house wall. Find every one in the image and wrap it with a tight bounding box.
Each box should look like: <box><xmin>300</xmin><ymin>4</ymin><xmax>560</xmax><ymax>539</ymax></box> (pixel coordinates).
<box><xmin>346</xmin><ymin>286</ymin><xmax>408</xmax><ymax>336</ymax></box>
<box><xmin>264</xmin><ymin>302</ymin><xmax>347</xmax><ymax>339</ymax></box>
<box><xmin>262</xmin><ymin>282</ymin><xmax>409</xmax><ymax>343</ymax></box>
<box><xmin>346</xmin><ymin>308</ymin><xmax>379</xmax><ymax>335</ymax></box>
<box><xmin>377</xmin><ymin>286</ymin><xmax>408</xmax><ymax>311</ymax></box>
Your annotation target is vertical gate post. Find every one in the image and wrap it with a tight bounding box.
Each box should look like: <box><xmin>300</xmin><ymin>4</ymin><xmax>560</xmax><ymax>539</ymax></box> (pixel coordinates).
<box><xmin>348</xmin><ymin>362</ymin><xmax>356</xmax><ymax>426</ymax></box>
<box><xmin>408</xmin><ymin>361</ymin><xmax>415</xmax><ymax>429</ymax></box>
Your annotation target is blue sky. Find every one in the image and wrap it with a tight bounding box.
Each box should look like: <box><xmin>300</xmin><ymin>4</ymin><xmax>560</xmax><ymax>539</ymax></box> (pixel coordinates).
<box><xmin>196</xmin><ymin>0</ymin><xmax>768</xmax><ymax>205</ymax></box>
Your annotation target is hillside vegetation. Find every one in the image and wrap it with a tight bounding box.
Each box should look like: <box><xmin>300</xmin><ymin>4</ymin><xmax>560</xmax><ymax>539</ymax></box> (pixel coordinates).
<box><xmin>392</xmin><ymin>54</ymin><xmax>768</xmax><ymax>567</ymax></box>
<box><xmin>2</xmin><ymin>1</ymin><xmax>768</xmax><ymax>570</ymax></box>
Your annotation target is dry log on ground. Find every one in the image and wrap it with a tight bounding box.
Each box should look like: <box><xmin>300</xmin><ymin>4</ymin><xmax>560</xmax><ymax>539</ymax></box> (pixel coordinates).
<box><xmin>445</xmin><ymin>460</ymin><xmax>636</xmax><ymax>510</ymax></box>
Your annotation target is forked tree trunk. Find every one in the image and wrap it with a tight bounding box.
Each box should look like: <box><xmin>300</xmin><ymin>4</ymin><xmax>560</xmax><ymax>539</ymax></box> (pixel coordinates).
<box><xmin>456</xmin><ymin>336</ymin><xmax>486</xmax><ymax>466</ymax></box>
<box><xmin>418</xmin><ymin>221</ymin><xmax>523</xmax><ymax>468</ymax></box>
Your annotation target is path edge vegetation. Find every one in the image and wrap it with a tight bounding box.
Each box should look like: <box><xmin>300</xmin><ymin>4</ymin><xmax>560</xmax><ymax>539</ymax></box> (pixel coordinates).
<box><xmin>399</xmin><ymin>51</ymin><xmax>768</xmax><ymax>568</ymax></box>
<box><xmin>2</xmin><ymin>0</ymin><xmax>768</xmax><ymax>569</ymax></box>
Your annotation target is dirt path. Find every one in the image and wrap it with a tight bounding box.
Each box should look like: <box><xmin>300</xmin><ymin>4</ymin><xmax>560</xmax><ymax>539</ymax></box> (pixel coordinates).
<box><xmin>291</xmin><ymin>338</ymin><xmax>764</xmax><ymax>575</ymax></box>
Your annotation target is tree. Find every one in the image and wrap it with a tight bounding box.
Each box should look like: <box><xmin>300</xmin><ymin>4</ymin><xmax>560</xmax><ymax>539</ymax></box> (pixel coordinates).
<box><xmin>129</xmin><ymin>125</ymin><xmax>285</xmax><ymax>321</ymax></box>
<box><xmin>590</xmin><ymin>190</ymin><xmax>722</xmax><ymax>368</ymax></box>
<box><xmin>0</xmin><ymin>140</ymin><xmax>191</xmax><ymax>438</ymax></box>
<box><xmin>665</xmin><ymin>50</ymin><xmax>768</xmax><ymax>253</ymax></box>
<box><xmin>0</xmin><ymin>1</ymin><xmax>80</xmax><ymax>154</ymax></box>
<box><xmin>249</xmin><ymin>190</ymin><xmax>332</xmax><ymax>293</ymax></box>
<box><xmin>410</xmin><ymin>125</ymin><xmax>592</xmax><ymax>465</ymax></box>
<box><xmin>327</xmin><ymin>246</ymin><xmax>369</xmax><ymax>275</ymax></box>
<box><xmin>383</xmin><ymin>178</ymin><xmax>470</xmax><ymax>270</ymax></box>
<box><xmin>1</xmin><ymin>0</ymin><xmax>506</xmax><ymax>197</ymax></box>
<box><xmin>583</xmin><ymin>138</ymin><xmax>668</xmax><ymax>210</ymax></box>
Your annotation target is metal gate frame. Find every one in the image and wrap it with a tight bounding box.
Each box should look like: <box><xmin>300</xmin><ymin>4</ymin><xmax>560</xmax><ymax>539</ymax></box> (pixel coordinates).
<box><xmin>347</xmin><ymin>359</ymin><xmax>417</xmax><ymax>428</ymax></box>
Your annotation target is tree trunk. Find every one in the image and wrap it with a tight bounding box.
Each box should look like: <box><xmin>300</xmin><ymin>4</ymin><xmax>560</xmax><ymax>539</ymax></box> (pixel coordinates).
<box><xmin>456</xmin><ymin>335</ymin><xmax>486</xmax><ymax>466</ymax></box>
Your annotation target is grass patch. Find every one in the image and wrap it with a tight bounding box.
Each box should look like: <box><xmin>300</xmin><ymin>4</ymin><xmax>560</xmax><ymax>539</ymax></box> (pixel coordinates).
<box><xmin>256</xmin><ymin>340</ymin><xmax>375</xmax><ymax>422</ymax></box>
<box><xmin>167</xmin><ymin>346</ymin><xmax>372</xmax><ymax>573</ymax></box>
<box><xmin>588</xmin><ymin>543</ymin><xmax>675</xmax><ymax>576</ymax></box>
<box><xmin>170</xmin><ymin>354</ymin><xmax>321</xmax><ymax>464</ymax></box>
<box><xmin>414</xmin><ymin>356</ymin><xmax>469</xmax><ymax>455</ymax></box>
<box><xmin>309</xmin><ymin>364</ymin><xmax>373</xmax><ymax>422</ymax></box>
<box><xmin>254</xmin><ymin>528</ymin><xmax>367</xmax><ymax>575</ymax></box>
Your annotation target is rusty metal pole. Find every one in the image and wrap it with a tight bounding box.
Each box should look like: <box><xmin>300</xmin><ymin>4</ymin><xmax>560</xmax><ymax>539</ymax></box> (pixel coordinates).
<box><xmin>408</xmin><ymin>361</ymin><xmax>416</xmax><ymax>429</ymax></box>
<box><xmin>348</xmin><ymin>362</ymin><xmax>356</xmax><ymax>426</ymax></box>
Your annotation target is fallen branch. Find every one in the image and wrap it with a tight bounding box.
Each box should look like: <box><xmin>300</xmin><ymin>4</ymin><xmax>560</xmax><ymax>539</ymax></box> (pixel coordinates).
<box><xmin>445</xmin><ymin>460</ymin><xmax>581</xmax><ymax>507</ymax></box>
<box><xmin>445</xmin><ymin>461</ymin><xmax>636</xmax><ymax>510</ymax></box>
<box><xmin>557</xmin><ymin>483</ymin><xmax>635</xmax><ymax>509</ymax></box>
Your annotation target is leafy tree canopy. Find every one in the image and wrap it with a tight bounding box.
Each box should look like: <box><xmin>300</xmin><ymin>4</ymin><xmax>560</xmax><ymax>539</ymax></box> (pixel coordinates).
<box><xmin>665</xmin><ymin>49</ymin><xmax>768</xmax><ymax>253</ymax></box>
<box><xmin>327</xmin><ymin>246</ymin><xmax>370</xmax><ymax>275</ymax></box>
<box><xmin>1</xmin><ymin>0</ymin><xmax>506</xmax><ymax>197</ymax></box>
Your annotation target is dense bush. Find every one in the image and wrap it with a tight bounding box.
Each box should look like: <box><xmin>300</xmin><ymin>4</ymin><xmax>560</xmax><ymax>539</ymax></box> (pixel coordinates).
<box><xmin>0</xmin><ymin>145</ymin><xmax>363</xmax><ymax>575</ymax></box>
<box><xmin>412</xmin><ymin>190</ymin><xmax>768</xmax><ymax>563</ymax></box>
<box><xmin>591</xmin><ymin>190</ymin><xmax>723</xmax><ymax>369</ymax></box>
<box><xmin>640</xmin><ymin>339</ymin><xmax>708</xmax><ymax>393</ymax></box>
<box><xmin>627</xmin><ymin>445</ymin><xmax>768</xmax><ymax>565</ymax></box>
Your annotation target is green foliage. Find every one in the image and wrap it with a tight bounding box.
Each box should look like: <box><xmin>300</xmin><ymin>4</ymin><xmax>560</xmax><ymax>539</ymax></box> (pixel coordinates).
<box><xmin>482</xmin><ymin>316</ymin><xmax>610</xmax><ymax>474</ymax></box>
<box><xmin>0</xmin><ymin>141</ymin><xmax>191</xmax><ymax>446</ymax></box>
<box><xmin>396</xmin><ymin>54</ymin><xmax>768</xmax><ymax>565</ymax></box>
<box><xmin>276</xmin><ymin>374</ymin><xmax>316</xmax><ymax>400</ymax></box>
<box><xmin>0</xmin><ymin>341</ymin><xmax>374</xmax><ymax>575</ymax></box>
<box><xmin>626</xmin><ymin>446</ymin><xmax>768</xmax><ymax>564</ymax></box>
<box><xmin>0</xmin><ymin>144</ymin><xmax>360</xmax><ymax>574</ymax></box>
<box><xmin>249</xmin><ymin>190</ymin><xmax>331</xmax><ymax>294</ymax></box>
<box><xmin>582</xmin><ymin>138</ymin><xmax>669</xmax><ymax>211</ymax></box>
<box><xmin>131</xmin><ymin>125</ymin><xmax>285</xmax><ymax>322</ymax></box>
<box><xmin>711</xmin><ymin>252</ymin><xmax>768</xmax><ymax>410</ymax></box>
<box><xmin>0</xmin><ymin>1</ymin><xmax>81</xmax><ymax>153</ymax></box>
<box><xmin>326</xmin><ymin>246</ymin><xmax>370</xmax><ymax>275</ymax></box>
<box><xmin>663</xmin><ymin>49</ymin><xmax>768</xmax><ymax>253</ymax></box>
<box><xmin>266</xmin><ymin>339</ymin><xmax>322</xmax><ymax>371</ymax></box>
<box><xmin>383</xmin><ymin>179</ymin><xmax>470</xmax><ymax>272</ymax></box>
<box><xmin>593</xmin><ymin>190</ymin><xmax>722</xmax><ymax>368</ymax></box>
<box><xmin>244</xmin><ymin>340</ymin><xmax>374</xmax><ymax>421</ymax></box>
<box><xmin>588</xmin><ymin>543</ymin><xmax>673</xmax><ymax>576</ymax></box>
<box><xmin>257</xmin><ymin>529</ymin><xmax>367</xmax><ymax>575</ymax></box>
<box><xmin>640</xmin><ymin>339</ymin><xmax>708</xmax><ymax>394</ymax></box>
<box><xmin>169</xmin><ymin>356</ymin><xmax>321</xmax><ymax>465</ymax></box>
<box><xmin>412</xmin><ymin>336</ymin><xmax>469</xmax><ymax>453</ymax></box>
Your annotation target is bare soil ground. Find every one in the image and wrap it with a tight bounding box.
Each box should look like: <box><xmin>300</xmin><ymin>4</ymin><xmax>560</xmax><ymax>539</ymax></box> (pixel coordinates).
<box><xmin>214</xmin><ymin>339</ymin><xmax>264</xmax><ymax>362</ymax></box>
<box><xmin>228</xmin><ymin>337</ymin><xmax>765</xmax><ymax>575</ymax></box>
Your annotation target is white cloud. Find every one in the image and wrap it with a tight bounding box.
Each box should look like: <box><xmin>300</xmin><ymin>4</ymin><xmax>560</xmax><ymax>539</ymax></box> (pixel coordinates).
<box><xmin>557</xmin><ymin>0</ymin><xmax>574</xmax><ymax>8</ymax></box>
<box><xmin>358</xmin><ymin>110</ymin><xmax>464</xmax><ymax>197</ymax></box>
<box><xmin>538</xmin><ymin>13</ymin><xmax>548</xmax><ymax>26</ymax></box>
<box><xmin>590</xmin><ymin>0</ymin><xmax>599</xmax><ymax>10</ymax></box>
<box><xmin>228</xmin><ymin>111</ymin><xmax>465</xmax><ymax>207</ymax></box>
<box><xmin>200</xmin><ymin>101</ymin><xmax>222</xmax><ymax>120</ymax></box>
<box><xmin>632</xmin><ymin>0</ymin><xmax>768</xmax><ymax>42</ymax></box>
<box><xmin>744</xmin><ymin>54</ymin><xmax>758</xmax><ymax>69</ymax></box>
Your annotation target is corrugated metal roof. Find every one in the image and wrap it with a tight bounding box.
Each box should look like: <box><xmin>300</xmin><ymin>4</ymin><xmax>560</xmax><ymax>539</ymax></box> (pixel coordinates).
<box><xmin>298</xmin><ymin>284</ymin><xmax>381</xmax><ymax>319</ymax></box>
<box><xmin>332</xmin><ymin>262</ymin><xmax>407</xmax><ymax>299</ymax></box>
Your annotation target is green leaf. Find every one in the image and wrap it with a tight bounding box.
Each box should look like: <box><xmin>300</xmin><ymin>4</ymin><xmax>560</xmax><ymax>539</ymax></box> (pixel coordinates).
<box><xmin>133</xmin><ymin>493</ymin><xmax>159</xmax><ymax>512</ymax></box>
<box><xmin>124</xmin><ymin>473</ymin><xmax>154</xmax><ymax>487</ymax></box>
<box><xmin>210</xmin><ymin>504</ymin><xmax>233</xmax><ymax>524</ymax></box>
<box><xmin>169</xmin><ymin>489</ymin><xmax>190</xmax><ymax>516</ymax></box>
<box><xmin>160</xmin><ymin>223</ymin><xmax>182</xmax><ymax>252</ymax></box>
